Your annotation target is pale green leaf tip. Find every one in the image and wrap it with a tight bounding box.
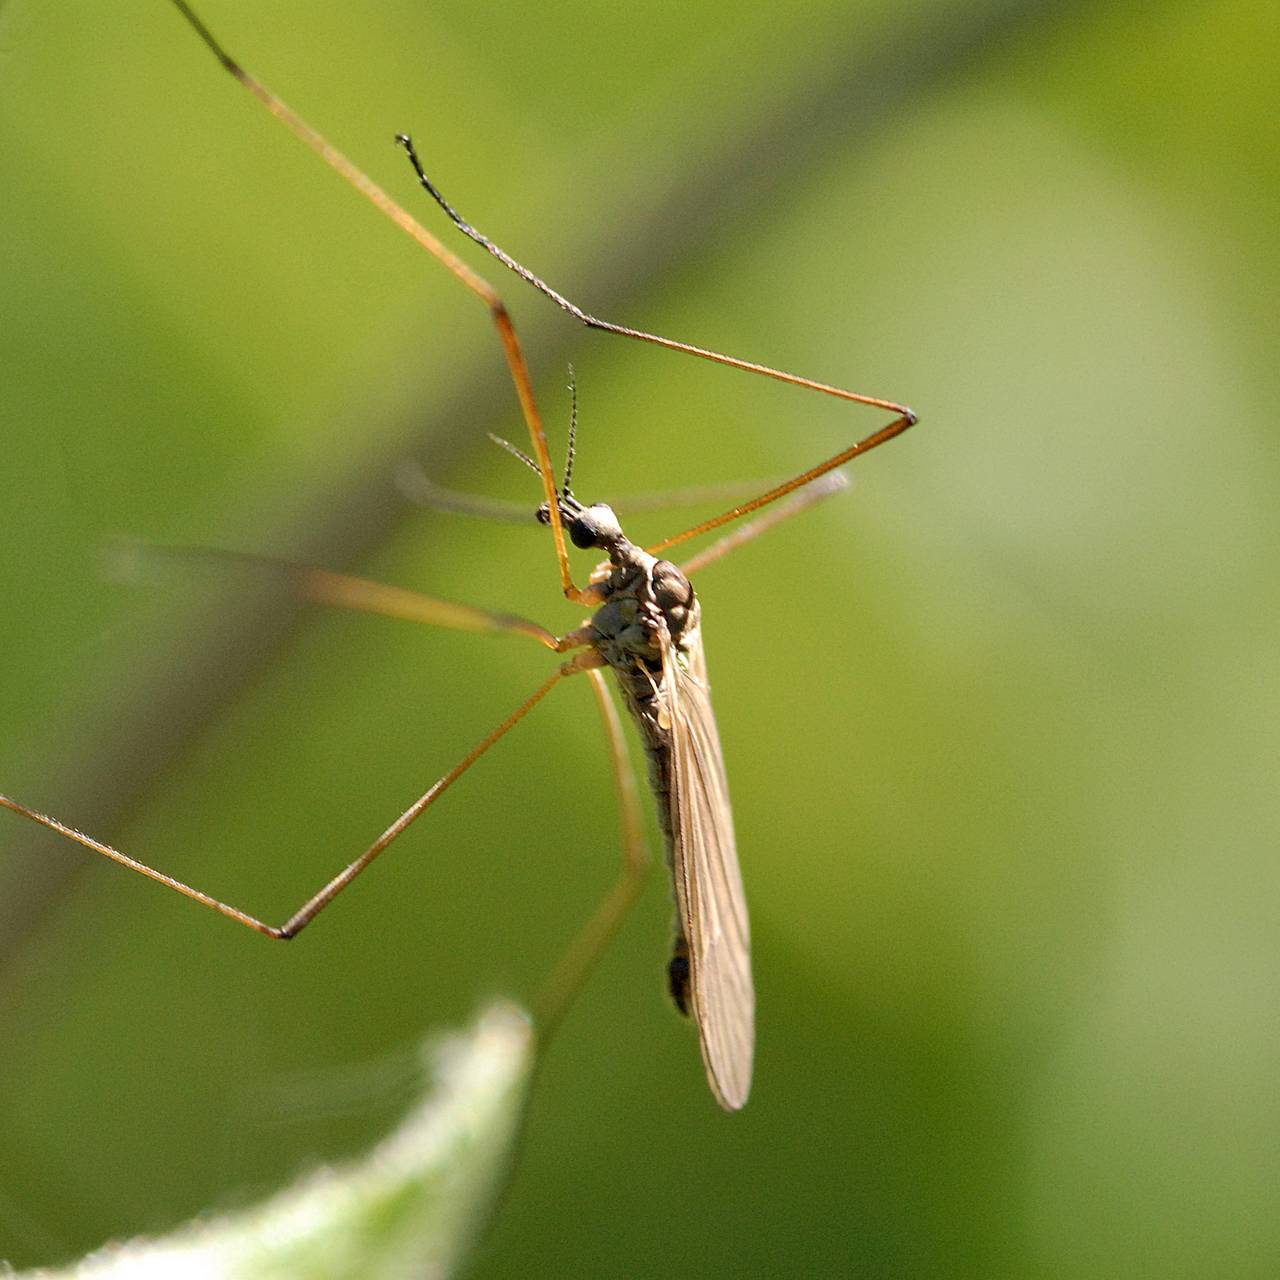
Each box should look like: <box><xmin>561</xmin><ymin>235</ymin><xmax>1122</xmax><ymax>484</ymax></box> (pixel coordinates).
<box><xmin>16</xmin><ymin>1001</ymin><xmax>535</xmax><ymax>1280</ymax></box>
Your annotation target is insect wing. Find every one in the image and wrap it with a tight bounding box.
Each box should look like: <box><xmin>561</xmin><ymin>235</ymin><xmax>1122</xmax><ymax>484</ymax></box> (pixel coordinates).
<box><xmin>663</xmin><ymin>627</ymin><xmax>754</xmax><ymax>1110</ymax></box>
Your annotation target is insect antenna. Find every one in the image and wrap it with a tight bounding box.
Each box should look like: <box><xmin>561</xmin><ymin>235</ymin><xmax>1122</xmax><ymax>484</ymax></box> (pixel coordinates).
<box><xmin>489</xmin><ymin>366</ymin><xmax>582</xmax><ymax>510</ymax></box>
<box><xmin>489</xmin><ymin>430</ymin><xmax>584</xmax><ymax>524</ymax></box>
<box><xmin>563</xmin><ymin>365</ymin><xmax>578</xmax><ymax>498</ymax></box>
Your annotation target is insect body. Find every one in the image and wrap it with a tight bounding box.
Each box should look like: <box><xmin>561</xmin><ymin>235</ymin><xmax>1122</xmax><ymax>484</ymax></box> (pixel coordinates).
<box><xmin>565</xmin><ymin>500</ymin><xmax>751</xmax><ymax>1109</ymax></box>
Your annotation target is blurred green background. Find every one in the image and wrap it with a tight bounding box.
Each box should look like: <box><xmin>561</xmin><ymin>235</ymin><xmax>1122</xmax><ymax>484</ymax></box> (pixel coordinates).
<box><xmin>1</xmin><ymin>0</ymin><xmax>1277</xmax><ymax>1274</ymax></box>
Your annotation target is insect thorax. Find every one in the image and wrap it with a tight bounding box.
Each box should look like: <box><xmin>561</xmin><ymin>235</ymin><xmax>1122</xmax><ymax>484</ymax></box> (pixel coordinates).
<box><xmin>588</xmin><ymin>542</ymin><xmax>698</xmax><ymax>676</ymax></box>
<box><xmin>587</xmin><ymin>538</ymin><xmax>698</xmax><ymax>840</ymax></box>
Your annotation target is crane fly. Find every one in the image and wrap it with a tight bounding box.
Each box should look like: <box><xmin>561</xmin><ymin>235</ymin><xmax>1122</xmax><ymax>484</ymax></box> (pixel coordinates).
<box><xmin>0</xmin><ymin>0</ymin><xmax>916</xmax><ymax>1112</ymax></box>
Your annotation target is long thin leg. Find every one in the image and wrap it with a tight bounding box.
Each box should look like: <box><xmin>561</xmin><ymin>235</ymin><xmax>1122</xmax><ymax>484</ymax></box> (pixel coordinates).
<box><xmin>650</xmin><ymin>414</ymin><xmax>909</xmax><ymax>554</ymax></box>
<box><xmin>165</xmin><ymin>1</ymin><xmax>581</xmax><ymax>600</ymax></box>
<box><xmin>0</xmin><ymin>671</ymin><xmax>565</xmax><ymax>939</ymax></box>
<box><xmin>165</xmin><ymin>2</ymin><xmax>914</xmax><ymax>592</ymax></box>
<box><xmin>533</xmin><ymin>668</ymin><xmax>650</xmax><ymax>1037</ymax></box>
<box><xmin>393</xmin><ymin>137</ymin><xmax>917</xmax><ymax>548</ymax></box>
<box><xmin>117</xmin><ymin>542</ymin><xmax>561</xmax><ymax>649</ymax></box>
<box><xmin>678</xmin><ymin>470</ymin><xmax>849</xmax><ymax>577</ymax></box>
<box><xmin>395</xmin><ymin>135</ymin><xmax>915</xmax><ymax>422</ymax></box>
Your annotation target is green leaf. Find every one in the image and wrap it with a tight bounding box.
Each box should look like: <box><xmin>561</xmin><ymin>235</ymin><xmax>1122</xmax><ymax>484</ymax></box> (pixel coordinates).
<box><xmin>20</xmin><ymin>1003</ymin><xmax>534</xmax><ymax>1280</ymax></box>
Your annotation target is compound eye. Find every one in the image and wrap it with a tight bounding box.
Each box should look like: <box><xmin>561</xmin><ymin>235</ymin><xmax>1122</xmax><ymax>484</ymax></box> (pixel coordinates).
<box><xmin>564</xmin><ymin>503</ymin><xmax>620</xmax><ymax>550</ymax></box>
<box><xmin>536</xmin><ymin>501</ymin><xmax>552</xmax><ymax>525</ymax></box>
<box><xmin>568</xmin><ymin>516</ymin><xmax>598</xmax><ymax>549</ymax></box>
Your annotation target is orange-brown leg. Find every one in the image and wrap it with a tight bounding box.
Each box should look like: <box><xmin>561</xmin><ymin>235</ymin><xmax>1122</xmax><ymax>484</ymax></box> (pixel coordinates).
<box><xmin>392</xmin><ymin>136</ymin><xmax>916</xmax><ymax>553</ymax></box>
<box><xmin>1</xmin><ymin>670</ymin><xmax>566</xmax><ymax>939</ymax></box>
<box><xmin>166</xmin><ymin>0</ymin><xmax>916</xmax><ymax>589</ymax></box>
<box><xmin>395</xmin><ymin>133</ymin><xmax>915</xmax><ymax>424</ymax></box>
<box><xmin>118</xmin><ymin>542</ymin><xmax>562</xmax><ymax>650</ymax></box>
<box><xmin>1</xmin><ymin>553</ymin><xmax>605</xmax><ymax>937</ymax></box>
<box><xmin>677</xmin><ymin>470</ymin><xmax>850</xmax><ymax>577</ymax></box>
<box><xmin>164</xmin><ymin>0</ymin><xmax>582</xmax><ymax>599</ymax></box>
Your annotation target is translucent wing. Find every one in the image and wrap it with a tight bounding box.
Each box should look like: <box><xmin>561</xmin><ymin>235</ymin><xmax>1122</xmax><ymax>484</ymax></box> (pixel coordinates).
<box><xmin>663</xmin><ymin>625</ymin><xmax>754</xmax><ymax>1110</ymax></box>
